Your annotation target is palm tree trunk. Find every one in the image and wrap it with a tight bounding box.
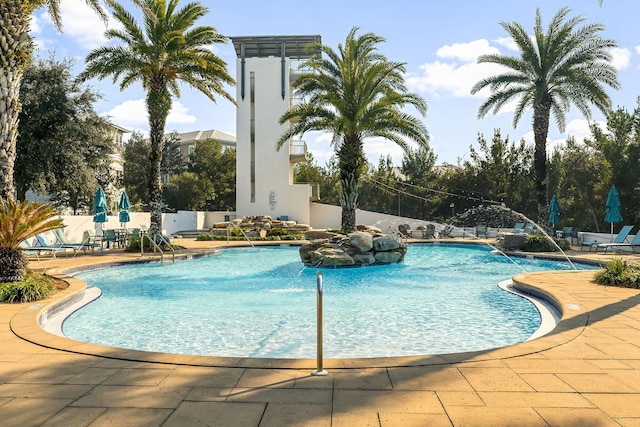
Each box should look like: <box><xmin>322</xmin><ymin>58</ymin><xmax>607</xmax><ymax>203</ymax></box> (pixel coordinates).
<box><xmin>0</xmin><ymin>1</ymin><xmax>32</xmax><ymax>201</ymax></box>
<box><xmin>146</xmin><ymin>88</ymin><xmax>171</xmax><ymax>237</ymax></box>
<box><xmin>0</xmin><ymin>247</ymin><xmax>27</xmax><ymax>282</ymax></box>
<box><xmin>337</xmin><ymin>136</ymin><xmax>365</xmax><ymax>232</ymax></box>
<box><xmin>533</xmin><ymin>102</ymin><xmax>551</xmax><ymax>224</ymax></box>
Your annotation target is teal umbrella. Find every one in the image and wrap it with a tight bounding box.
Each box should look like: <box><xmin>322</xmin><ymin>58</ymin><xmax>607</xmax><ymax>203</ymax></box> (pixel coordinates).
<box><xmin>548</xmin><ymin>195</ymin><xmax>561</xmax><ymax>228</ymax></box>
<box><xmin>604</xmin><ymin>185</ymin><xmax>622</xmax><ymax>240</ymax></box>
<box><xmin>93</xmin><ymin>186</ymin><xmax>108</xmax><ymax>224</ymax></box>
<box><xmin>118</xmin><ymin>191</ymin><xmax>131</xmax><ymax>225</ymax></box>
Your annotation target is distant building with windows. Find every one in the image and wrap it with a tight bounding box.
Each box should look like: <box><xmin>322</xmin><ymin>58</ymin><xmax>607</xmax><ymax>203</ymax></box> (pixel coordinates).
<box><xmin>173</xmin><ymin>129</ymin><xmax>236</xmax><ymax>160</ymax></box>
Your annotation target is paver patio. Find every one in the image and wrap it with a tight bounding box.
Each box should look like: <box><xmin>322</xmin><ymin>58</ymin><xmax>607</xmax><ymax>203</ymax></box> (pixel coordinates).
<box><xmin>1</xmin><ymin>239</ymin><xmax>639</xmax><ymax>426</ymax></box>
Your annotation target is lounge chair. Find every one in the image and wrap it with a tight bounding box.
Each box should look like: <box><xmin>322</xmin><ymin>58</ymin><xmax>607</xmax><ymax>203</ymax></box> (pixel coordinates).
<box><xmin>512</xmin><ymin>222</ymin><xmax>525</xmax><ymax>233</ymax></box>
<box><xmin>581</xmin><ymin>225</ymin><xmax>634</xmax><ymax>252</ymax></box>
<box><xmin>522</xmin><ymin>223</ymin><xmax>537</xmax><ymax>234</ymax></box>
<box><xmin>52</xmin><ymin>228</ymin><xmax>91</xmax><ymax>255</ymax></box>
<box><xmin>476</xmin><ymin>224</ymin><xmax>487</xmax><ymax>238</ymax></box>
<box><xmin>26</xmin><ymin>237</ymin><xmax>68</xmax><ymax>259</ymax></box>
<box><xmin>593</xmin><ymin>232</ymin><xmax>640</xmax><ymax>253</ymax></box>
<box><xmin>398</xmin><ymin>224</ymin><xmax>413</xmax><ymax>238</ymax></box>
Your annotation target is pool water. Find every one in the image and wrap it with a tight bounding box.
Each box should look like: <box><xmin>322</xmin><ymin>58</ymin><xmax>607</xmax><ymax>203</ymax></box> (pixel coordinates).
<box><xmin>66</xmin><ymin>244</ymin><xmax>589</xmax><ymax>358</ymax></box>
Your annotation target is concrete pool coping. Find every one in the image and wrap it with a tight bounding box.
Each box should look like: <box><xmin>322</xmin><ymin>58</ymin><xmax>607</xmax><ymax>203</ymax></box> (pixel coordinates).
<box><xmin>34</xmin><ymin>255</ymin><xmax>562</xmax><ymax>366</ymax></box>
<box><xmin>3</xmin><ymin>239</ymin><xmax>640</xmax><ymax>426</ymax></box>
<box><xmin>6</xmin><ymin>241</ymin><xmax>613</xmax><ymax>369</ymax></box>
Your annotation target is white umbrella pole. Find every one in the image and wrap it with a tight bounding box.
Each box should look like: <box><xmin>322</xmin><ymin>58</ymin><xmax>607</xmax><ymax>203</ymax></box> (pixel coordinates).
<box><xmin>611</xmin><ymin>222</ymin><xmax>614</xmax><ymax>242</ymax></box>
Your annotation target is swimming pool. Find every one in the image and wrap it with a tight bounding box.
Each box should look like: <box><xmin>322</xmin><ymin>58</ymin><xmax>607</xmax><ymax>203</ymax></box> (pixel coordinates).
<box><xmin>63</xmin><ymin>244</ymin><xmax>589</xmax><ymax>358</ymax></box>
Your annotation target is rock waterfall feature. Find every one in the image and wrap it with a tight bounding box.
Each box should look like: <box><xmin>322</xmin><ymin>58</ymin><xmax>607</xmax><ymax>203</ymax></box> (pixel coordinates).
<box><xmin>300</xmin><ymin>230</ymin><xmax>407</xmax><ymax>267</ymax></box>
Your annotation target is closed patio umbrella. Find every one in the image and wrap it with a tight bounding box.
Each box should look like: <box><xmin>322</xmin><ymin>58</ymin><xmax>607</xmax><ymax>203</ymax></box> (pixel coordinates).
<box><xmin>118</xmin><ymin>191</ymin><xmax>131</xmax><ymax>227</ymax></box>
<box><xmin>604</xmin><ymin>185</ymin><xmax>622</xmax><ymax>241</ymax></box>
<box><xmin>548</xmin><ymin>195</ymin><xmax>561</xmax><ymax>229</ymax></box>
<box><xmin>93</xmin><ymin>186</ymin><xmax>108</xmax><ymax>236</ymax></box>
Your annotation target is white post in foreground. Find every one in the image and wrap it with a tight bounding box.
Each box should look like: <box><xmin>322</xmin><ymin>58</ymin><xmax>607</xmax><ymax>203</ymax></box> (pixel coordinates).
<box><xmin>312</xmin><ymin>270</ymin><xmax>328</xmax><ymax>376</ymax></box>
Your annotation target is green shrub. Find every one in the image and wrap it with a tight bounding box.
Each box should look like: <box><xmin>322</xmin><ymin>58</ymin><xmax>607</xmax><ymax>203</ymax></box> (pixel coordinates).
<box><xmin>196</xmin><ymin>234</ymin><xmax>215</xmax><ymax>241</ymax></box>
<box><xmin>0</xmin><ymin>271</ymin><xmax>56</xmax><ymax>303</ymax></box>
<box><xmin>195</xmin><ymin>233</ymin><xmax>304</xmax><ymax>241</ymax></box>
<box><xmin>126</xmin><ymin>236</ymin><xmax>151</xmax><ymax>251</ymax></box>
<box><xmin>521</xmin><ymin>235</ymin><xmax>570</xmax><ymax>252</ymax></box>
<box><xmin>268</xmin><ymin>228</ymin><xmax>290</xmax><ymax>237</ymax></box>
<box><xmin>594</xmin><ymin>257</ymin><xmax>640</xmax><ymax>288</ymax></box>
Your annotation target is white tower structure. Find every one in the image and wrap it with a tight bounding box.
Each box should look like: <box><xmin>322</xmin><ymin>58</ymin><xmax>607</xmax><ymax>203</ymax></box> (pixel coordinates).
<box><xmin>231</xmin><ymin>35</ymin><xmax>321</xmax><ymax>223</ymax></box>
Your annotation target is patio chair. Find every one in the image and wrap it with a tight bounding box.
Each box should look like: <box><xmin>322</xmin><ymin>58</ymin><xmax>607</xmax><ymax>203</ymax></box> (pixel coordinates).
<box><xmin>559</xmin><ymin>226</ymin><xmax>579</xmax><ymax>244</ymax></box>
<box><xmin>581</xmin><ymin>225</ymin><xmax>634</xmax><ymax>252</ymax></box>
<box><xmin>440</xmin><ymin>225</ymin><xmax>454</xmax><ymax>238</ymax></box>
<box><xmin>398</xmin><ymin>224</ymin><xmax>413</xmax><ymax>238</ymax></box>
<box><xmin>593</xmin><ymin>231</ymin><xmax>640</xmax><ymax>253</ymax></box>
<box><xmin>102</xmin><ymin>229</ymin><xmax>120</xmax><ymax>248</ymax></box>
<box><xmin>522</xmin><ymin>223</ymin><xmax>537</xmax><ymax>234</ymax></box>
<box><xmin>82</xmin><ymin>230</ymin><xmax>102</xmax><ymax>253</ymax></box>
<box><xmin>476</xmin><ymin>224</ymin><xmax>488</xmax><ymax>238</ymax></box>
<box><xmin>421</xmin><ymin>224</ymin><xmax>436</xmax><ymax>239</ymax></box>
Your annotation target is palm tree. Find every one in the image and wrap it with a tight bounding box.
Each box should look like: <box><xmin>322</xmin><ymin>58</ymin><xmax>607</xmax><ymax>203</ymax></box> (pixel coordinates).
<box><xmin>0</xmin><ymin>199</ymin><xmax>64</xmax><ymax>282</ymax></box>
<box><xmin>277</xmin><ymin>27</ymin><xmax>429</xmax><ymax>232</ymax></box>
<box><xmin>78</xmin><ymin>0</ymin><xmax>235</xmax><ymax>237</ymax></box>
<box><xmin>471</xmin><ymin>7</ymin><xmax>619</xmax><ymax>223</ymax></box>
<box><xmin>0</xmin><ymin>0</ymin><xmax>107</xmax><ymax>202</ymax></box>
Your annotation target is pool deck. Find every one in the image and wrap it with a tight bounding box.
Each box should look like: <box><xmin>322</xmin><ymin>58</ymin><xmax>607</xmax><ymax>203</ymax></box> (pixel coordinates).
<box><xmin>1</xmin><ymin>239</ymin><xmax>640</xmax><ymax>426</ymax></box>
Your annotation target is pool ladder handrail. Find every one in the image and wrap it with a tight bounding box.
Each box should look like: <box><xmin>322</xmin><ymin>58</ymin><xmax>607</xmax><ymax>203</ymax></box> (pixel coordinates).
<box><xmin>142</xmin><ymin>230</ymin><xmax>176</xmax><ymax>263</ymax></box>
<box><xmin>226</xmin><ymin>224</ymin><xmax>255</xmax><ymax>248</ymax></box>
<box><xmin>387</xmin><ymin>225</ymin><xmax>407</xmax><ymax>243</ymax></box>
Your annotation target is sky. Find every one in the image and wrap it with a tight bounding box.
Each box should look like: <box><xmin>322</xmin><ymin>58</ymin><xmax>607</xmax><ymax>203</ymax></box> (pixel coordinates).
<box><xmin>31</xmin><ymin>0</ymin><xmax>640</xmax><ymax>167</ymax></box>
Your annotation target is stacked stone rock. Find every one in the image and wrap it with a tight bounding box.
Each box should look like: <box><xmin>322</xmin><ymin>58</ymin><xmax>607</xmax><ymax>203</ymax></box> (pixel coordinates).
<box><xmin>449</xmin><ymin>204</ymin><xmax>523</xmax><ymax>228</ymax></box>
<box><xmin>300</xmin><ymin>229</ymin><xmax>407</xmax><ymax>267</ymax></box>
<box><xmin>210</xmin><ymin>215</ymin><xmax>312</xmax><ymax>236</ymax></box>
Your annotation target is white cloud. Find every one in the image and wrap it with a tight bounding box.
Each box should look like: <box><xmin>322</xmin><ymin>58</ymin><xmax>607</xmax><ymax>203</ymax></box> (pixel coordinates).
<box><xmin>610</xmin><ymin>47</ymin><xmax>631</xmax><ymax>70</ymax></box>
<box><xmin>104</xmin><ymin>99</ymin><xmax>148</xmax><ymax>128</ymax></box>
<box><xmin>493</xmin><ymin>37</ymin><xmax>518</xmax><ymax>51</ymax></box>
<box><xmin>547</xmin><ymin>118</ymin><xmax>605</xmax><ymax>153</ymax></box>
<box><xmin>167</xmin><ymin>102</ymin><xmax>197</xmax><ymax>124</ymax></box>
<box><xmin>34</xmin><ymin>0</ymin><xmax>132</xmax><ymax>51</ymax></box>
<box><xmin>30</xmin><ymin>14</ymin><xmax>42</xmax><ymax>34</ymax></box>
<box><xmin>635</xmin><ymin>45</ymin><xmax>640</xmax><ymax>55</ymax></box>
<box><xmin>55</xmin><ymin>0</ymin><xmax>111</xmax><ymax>49</ymax></box>
<box><xmin>435</xmin><ymin>39</ymin><xmax>499</xmax><ymax>62</ymax></box>
<box><xmin>407</xmin><ymin>39</ymin><xmax>512</xmax><ymax>100</ymax></box>
<box><xmin>104</xmin><ymin>99</ymin><xmax>196</xmax><ymax>128</ymax></box>
<box><xmin>364</xmin><ymin>137</ymin><xmax>405</xmax><ymax>165</ymax></box>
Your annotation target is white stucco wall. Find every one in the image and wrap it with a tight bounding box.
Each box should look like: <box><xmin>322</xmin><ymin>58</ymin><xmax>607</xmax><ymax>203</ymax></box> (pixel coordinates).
<box><xmin>234</xmin><ymin>55</ymin><xmax>312</xmax><ymax>224</ymax></box>
<box><xmin>310</xmin><ymin>202</ymin><xmax>457</xmax><ymax>234</ymax></box>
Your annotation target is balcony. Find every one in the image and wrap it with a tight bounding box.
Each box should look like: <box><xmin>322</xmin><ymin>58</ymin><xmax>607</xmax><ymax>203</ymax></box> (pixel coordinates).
<box><xmin>289</xmin><ymin>140</ymin><xmax>307</xmax><ymax>163</ymax></box>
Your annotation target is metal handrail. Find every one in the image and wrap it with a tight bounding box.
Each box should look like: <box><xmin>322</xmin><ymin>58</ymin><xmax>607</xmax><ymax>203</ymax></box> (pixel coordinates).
<box><xmin>226</xmin><ymin>225</ymin><xmax>255</xmax><ymax>248</ymax></box>
<box><xmin>141</xmin><ymin>230</ymin><xmax>175</xmax><ymax>263</ymax></box>
<box><xmin>155</xmin><ymin>233</ymin><xmax>176</xmax><ymax>262</ymax></box>
<box><xmin>387</xmin><ymin>225</ymin><xmax>407</xmax><ymax>243</ymax></box>
<box><xmin>312</xmin><ymin>270</ymin><xmax>328</xmax><ymax>376</ymax></box>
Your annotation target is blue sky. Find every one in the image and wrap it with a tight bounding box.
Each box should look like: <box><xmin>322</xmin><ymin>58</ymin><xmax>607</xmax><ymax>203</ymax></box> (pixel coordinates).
<box><xmin>32</xmin><ymin>0</ymin><xmax>640</xmax><ymax>166</ymax></box>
